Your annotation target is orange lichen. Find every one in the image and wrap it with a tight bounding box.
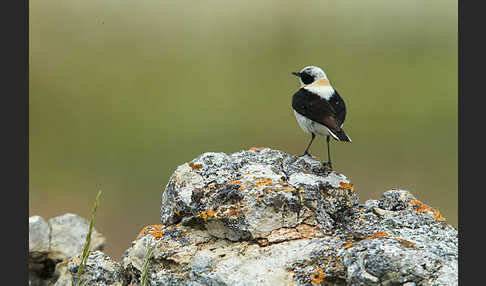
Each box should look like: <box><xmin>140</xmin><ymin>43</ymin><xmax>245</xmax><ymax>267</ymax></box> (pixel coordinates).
<box><xmin>343</xmin><ymin>232</ymin><xmax>418</xmax><ymax>250</ymax></box>
<box><xmin>200</xmin><ymin>211</ymin><xmax>208</xmax><ymax>221</ymax></box>
<box><xmin>254</xmin><ymin>178</ymin><xmax>274</xmax><ymax>187</ymax></box>
<box><xmin>280</xmin><ymin>186</ymin><xmax>297</xmax><ymax>192</ymax></box>
<box><xmin>410</xmin><ymin>199</ymin><xmax>428</xmax><ymax>212</ymax></box>
<box><xmin>249</xmin><ymin>147</ymin><xmax>265</xmax><ymax>151</ymax></box>
<box><xmin>394</xmin><ymin>238</ymin><xmax>418</xmax><ymax>249</ymax></box>
<box><xmin>200</xmin><ymin>208</ymin><xmax>217</xmax><ymax>221</ymax></box>
<box><xmin>433</xmin><ymin>210</ymin><xmax>446</xmax><ymax>221</ymax></box>
<box><xmin>207</xmin><ymin>208</ymin><xmax>217</xmax><ymax>217</ymax></box>
<box><xmin>228</xmin><ymin>180</ymin><xmax>242</xmax><ymax>185</ymax></box>
<box><xmin>224</xmin><ymin>206</ymin><xmax>240</xmax><ymax>219</ymax></box>
<box><xmin>296</xmin><ymin>224</ymin><xmax>322</xmax><ymax>238</ymax></box>
<box><xmin>268</xmin><ymin>228</ymin><xmax>302</xmax><ymax>242</ymax></box>
<box><xmin>366</xmin><ymin>232</ymin><xmax>389</xmax><ymax>240</ymax></box>
<box><xmin>339</xmin><ymin>181</ymin><xmax>355</xmax><ymax>192</ymax></box>
<box><xmin>310</xmin><ymin>268</ymin><xmax>326</xmax><ymax>284</ymax></box>
<box><xmin>411</xmin><ymin>199</ymin><xmax>446</xmax><ymax>221</ymax></box>
<box><xmin>173</xmin><ymin>202</ymin><xmax>181</xmax><ymax>216</ymax></box>
<box><xmin>344</xmin><ymin>242</ymin><xmax>354</xmax><ymax>249</ymax></box>
<box><xmin>188</xmin><ymin>162</ymin><xmax>203</xmax><ymax>170</ymax></box>
<box><xmin>138</xmin><ymin>224</ymin><xmax>165</xmax><ymax>240</ymax></box>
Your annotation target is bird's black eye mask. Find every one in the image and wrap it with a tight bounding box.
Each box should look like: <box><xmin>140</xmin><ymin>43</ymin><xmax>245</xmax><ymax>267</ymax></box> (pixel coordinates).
<box><xmin>300</xmin><ymin>72</ymin><xmax>314</xmax><ymax>85</ymax></box>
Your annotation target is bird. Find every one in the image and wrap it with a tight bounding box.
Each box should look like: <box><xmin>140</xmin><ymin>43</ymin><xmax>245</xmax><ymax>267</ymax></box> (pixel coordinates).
<box><xmin>291</xmin><ymin>65</ymin><xmax>351</xmax><ymax>168</ymax></box>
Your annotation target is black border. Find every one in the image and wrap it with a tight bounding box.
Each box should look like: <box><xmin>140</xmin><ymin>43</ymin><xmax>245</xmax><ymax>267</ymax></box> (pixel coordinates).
<box><xmin>3</xmin><ymin>0</ymin><xmax>28</xmax><ymax>283</ymax></box>
<box><xmin>458</xmin><ymin>0</ymin><xmax>484</xmax><ymax>284</ymax></box>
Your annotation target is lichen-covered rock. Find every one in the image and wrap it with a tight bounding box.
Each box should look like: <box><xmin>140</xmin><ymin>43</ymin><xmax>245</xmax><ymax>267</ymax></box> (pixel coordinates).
<box><xmin>54</xmin><ymin>251</ymin><xmax>125</xmax><ymax>286</ymax></box>
<box><xmin>330</xmin><ymin>189</ymin><xmax>457</xmax><ymax>285</ymax></box>
<box><xmin>122</xmin><ymin>148</ymin><xmax>457</xmax><ymax>286</ymax></box>
<box><xmin>160</xmin><ymin>148</ymin><xmax>358</xmax><ymax>243</ymax></box>
<box><xmin>130</xmin><ymin>187</ymin><xmax>457</xmax><ymax>285</ymax></box>
<box><xmin>30</xmin><ymin>148</ymin><xmax>458</xmax><ymax>286</ymax></box>
<box><xmin>123</xmin><ymin>224</ymin><xmax>341</xmax><ymax>286</ymax></box>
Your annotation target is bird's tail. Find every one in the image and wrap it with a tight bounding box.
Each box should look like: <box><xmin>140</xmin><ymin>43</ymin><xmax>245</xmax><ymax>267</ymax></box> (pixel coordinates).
<box><xmin>329</xmin><ymin>129</ymin><xmax>352</xmax><ymax>142</ymax></box>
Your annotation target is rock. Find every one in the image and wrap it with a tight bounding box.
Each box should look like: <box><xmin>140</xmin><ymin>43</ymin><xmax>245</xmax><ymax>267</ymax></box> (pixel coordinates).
<box><xmin>160</xmin><ymin>148</ymin><xmax>358</xmax><ymax>242</ymax></box>
<box><xmin>121</xmin><ymin>148</ymin><xmax>457</xmax><ymax>285</ymax></box>
<box><xmin>123</xmin><ymin>224</ymin><xmax>331</xmax><ymax>286</ymax></box>
<box><xmin>28</xmin><ymin>213</ymin><xmax>107</xmax><ymax>286</ymax></box>
<box><xmin>29</xmin><ymin>148</ymin><xmax>458</xmax><ymax>286</ymax></box>
<box><xmin>54</xmin><ymin>251</ymin><xmax>125</xmax><ymax>286</ymax></box>
<box><xmin>378</xmin><ymin>189</ymin><xmax>416</xmax><ymax>211</ymax></box>
<box><xmin>48</xmin><ymin>213</ymin><xmax>106</xmax><ymax>261</ymax></box>
<box><xmin>29</xmin><ymin>215</ymin><xmax>55</xmax><ymax>286</ymax></box>
<box><xmin>29</xmin><ymin>216</ymin><xmax>50</xmax><ymax>258</ymax></box>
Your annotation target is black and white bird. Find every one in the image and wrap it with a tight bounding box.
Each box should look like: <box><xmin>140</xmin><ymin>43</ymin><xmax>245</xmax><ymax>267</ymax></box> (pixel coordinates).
<box><xmin>291</xmin><ymin>66</ymin><xmax>351</xmax><ymax>168</ymax></box>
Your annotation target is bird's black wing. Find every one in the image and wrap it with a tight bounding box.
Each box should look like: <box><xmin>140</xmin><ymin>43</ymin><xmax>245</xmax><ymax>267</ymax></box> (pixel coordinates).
<box><xmin>327</xmin><ymin>89</ymin><xmax>346</xmax><ymax>125</ymax></box>
<box><xmin>292</xmin><ymin>88</ymin><xmax>350</xmax><ymax>141</ymax></box>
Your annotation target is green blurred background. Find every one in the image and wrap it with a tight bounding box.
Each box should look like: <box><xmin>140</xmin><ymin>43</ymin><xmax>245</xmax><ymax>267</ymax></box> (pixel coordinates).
<box><xmin>29</xmin><ymin>0</ymin><xmax>457</xmax><ymax>259</ymax></box>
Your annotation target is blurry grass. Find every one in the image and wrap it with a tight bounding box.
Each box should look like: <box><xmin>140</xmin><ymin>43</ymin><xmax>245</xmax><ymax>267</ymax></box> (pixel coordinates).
<box><xmin>141</xmin><ymin>242</ymin><xmax>154</xmax><ymax>286</ymax></box>
<box><xmin>30</xmin><ymin>0</ymin><xmax>457</xmax><ymax>258</ymax></box>
<box><xmin>72</xmin><ymin>190</ymin><xmax>102</xmax><ymax>286</ymax></box>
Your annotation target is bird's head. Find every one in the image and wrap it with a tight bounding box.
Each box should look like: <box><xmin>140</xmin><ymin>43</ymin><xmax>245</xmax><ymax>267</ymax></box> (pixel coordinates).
<box><xmin>292</xmin><ymin>66</ymin><xmax>327</xmax><ymax>86</ymax></box>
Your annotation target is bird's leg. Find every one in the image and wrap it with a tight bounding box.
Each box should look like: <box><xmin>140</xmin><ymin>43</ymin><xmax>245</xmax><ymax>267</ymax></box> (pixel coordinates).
<box><xmin>302</xmin><ymin>133</ymin><xmax>316</xmax><ymax>156</ymax></box>
<box><xmin>325</xmin><ymin>135</ymin><xmax>333</xmax><ymax>168</ymax></box>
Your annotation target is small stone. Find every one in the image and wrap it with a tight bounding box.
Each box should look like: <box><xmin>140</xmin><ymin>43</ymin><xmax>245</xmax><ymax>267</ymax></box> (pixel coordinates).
<box><xmin>55</xmin><ymin>251</ymin><xmax>123</xmax><ymax>286</ymax></box>
<box><xmin>363</xmin><ymin>199</ymin><xmax>380</xmax><ymax>211</ymax></box>
<box><xmin>373</xmin><ymin>207</ymin><xmax>395</xmax><ymax>217</ymax></box>
<box><xmin>48</xmin><ymin>213</ymin><xmax>106</xmax><ymax>261</ymax></box>
<box><xmin>379</xmin><ymin>189</ymin><xmax>416</xmax><ymax>211</ymax></box>
<box><xmin>29</xmin><ymin>215</ymin><xmax>50</xmax><ymax>255</ymax></box>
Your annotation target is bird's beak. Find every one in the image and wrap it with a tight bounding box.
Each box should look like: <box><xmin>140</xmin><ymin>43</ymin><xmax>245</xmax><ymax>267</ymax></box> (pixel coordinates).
<box><xmin>291</xmin><ymin>72</ymin><xmax>300</xmax><ymax>77</ymax></box>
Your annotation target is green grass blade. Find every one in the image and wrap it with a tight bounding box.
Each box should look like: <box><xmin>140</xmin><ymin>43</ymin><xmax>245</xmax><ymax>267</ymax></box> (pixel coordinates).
<box><xmin>72</xmin><ymin>190</ymin><xmax>102</xmax><ymax>286</ymax></box>
<box><xmin>141</xmin><ymin>242</ymin><xmax>154</xmax><ymax>286</ymax></box>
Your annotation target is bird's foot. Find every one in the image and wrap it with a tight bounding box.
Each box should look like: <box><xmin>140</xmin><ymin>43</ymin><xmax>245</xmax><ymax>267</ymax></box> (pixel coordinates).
<box><xmin>322</xmin><ymin>161</ymin><xmax>333</xmax><ymax>170</ymax></box>
<box><xmin>302</xmin><ymin>151</ymin><xmax>312</xmax><ymax>157</ymax></box>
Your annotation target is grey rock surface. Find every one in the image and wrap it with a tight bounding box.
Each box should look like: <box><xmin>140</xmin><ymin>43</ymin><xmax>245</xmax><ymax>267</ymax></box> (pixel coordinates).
<box><xmin>28</xmin><ymin>213</ymin><xmax>107</xmax><ymax>286</ymax></box>
<box><xmin>29</xmin><ymin>216</ymin><xmax>50</xmax><ymax>256</ymax></box>
<box><xmin>49</xmin><ymin>213</ymin><xmax>106</xmax><ymax>261</ymax></box>
<box><xmin>124</xmin><ymin>148</ymin><xmax>456</xmax><ymax>286</ymax></box>
<box><xmin>54</xmin><ymin>251</ymin><xmax>124</xmax><ymax>286</ymax></box>
<box><xmin>159</xmin><ymin>149</ymin><xmax>358</xmax><ymax>243</ymax></box>
<box><xmin>29</xmin><ymin>148</ymin><xmax>458</xmax><ymax>286</ymax></box>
